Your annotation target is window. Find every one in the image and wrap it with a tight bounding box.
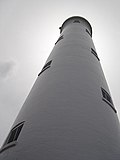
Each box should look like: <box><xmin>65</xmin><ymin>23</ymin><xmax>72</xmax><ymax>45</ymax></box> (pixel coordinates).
<box><xmin>86</xmin><ymin>29</ymin><xmax>92</xmax><ymax>37</ymax></box>
<box><xmin>0</xmin><ymin>122</ymin><xmax>25</xmax><ymax>153</ymax></box>
<box><xmin>4</xmin><ymin>122</ymin><xmax>24</xmax><ymax>145</ymax></box>
<box><xmin>38</xmin><ymin>60</ymin><xmax>52</xmax><ymax>76</ymax></box>
<box><xmin>101</xmin><ymin>88</ymin><xmax>113</xmax><ymax>105</ymax></box>
<box><xmin>101</xmin><ymin>88</ymin><xmax>117</xmax><ymax>113</ymax></box>
<box><xmin>91</xmin><ymin>48</ymin><xmax>100</xmax><ymax>61</ymax></box>
<box><xmin>73</xmin><ymin>20</ymin><xmax>80</xmax><ymax>23</ymax></box>
<box><xmin>7</xmin><ymin>123</ymin><xmax>24</xmax><ymax>144</ymax></box>
<box><xmin>55</xmin><ymin>35</ymin><xmax>64</xmax><ymax>45</ymax></box>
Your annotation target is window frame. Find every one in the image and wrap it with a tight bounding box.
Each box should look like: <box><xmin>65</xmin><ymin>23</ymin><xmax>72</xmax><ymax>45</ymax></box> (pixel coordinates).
<box><xmin>55</xmin><ymin>35</ymin><xmax>64</xmax><ymax>45</ymax></box>
<box><xmin>38</xmin><ymin>60</ymin><xmax>52</xmax><ymax>76</ymax></box>
<box><xmin>91</xmin><ymin>48</ymin><xmax>100</xmax><ymax>61</ymax></box>
<box><xmin>101</xmin><ymin>88</ymin><xmax>117</xmax><ymax>113</ymax></box>
<box><xmin>0</xmin><ymin>121</ymin><xmax>25</xmax><ymax>153</ymax></box>
<box><xmin>73</xmin><ymin>20</ymin><xmax>80</xmax><ymax>23</ymax></box>
<box><xmin>86</xmin><ymin>29</ymin><xmax>92</xmax><ymax>37</ymax></box>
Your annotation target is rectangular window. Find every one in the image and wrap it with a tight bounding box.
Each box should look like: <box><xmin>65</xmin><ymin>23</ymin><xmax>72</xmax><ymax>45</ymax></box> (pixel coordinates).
<box><xmin>0</xmin><ymin>122</ymin><xmax>25</xmax><ymax>153</ymax></box>
<box><xmin>86</xmin><ymin>29</ymin><xmax>92</xmax><ymax>37</ymax></box>
<box><xmin>38</xmin><ymin>60</ymin><xmax>52</xmax><ymax>76</ymax></box>
<box><xmin>91</xmin><ymin>48</ymin><xmax>100</xmax><ymax>61</ymax></box>
<box><xmin>73</xmin><ymin>20</ymin><xmax>80</xmax><ymax>23</ymax></box>
<box><xmin>5</xmin><ymin>122</ymin><xmax>24</xmax><ymax>145</ymax></box>
<box><xmin>101</xmin><ymin>88</ymin><xmax>116</xmax><ymax>113</ymax></box>
<box><xmin>55</xmin><ymin>35</ymin><xmax>64</xmax><ymax>45</ymax></box>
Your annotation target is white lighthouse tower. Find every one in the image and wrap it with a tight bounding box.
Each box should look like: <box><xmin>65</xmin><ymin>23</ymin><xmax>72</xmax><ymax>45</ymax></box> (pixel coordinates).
<box><xmin>0</xmin><ymin>16</ymin><xmax>120</xmax><ymax>160</ymax></box>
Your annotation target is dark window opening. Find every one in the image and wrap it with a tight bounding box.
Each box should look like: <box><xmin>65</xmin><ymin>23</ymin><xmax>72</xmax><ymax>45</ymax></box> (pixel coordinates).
<box><xmin>4</xmin><ymin>122</ymin><xmax>24</xmax><ymax>145</ymax></box>
<box><xmin>73</xmin><ymin>20</ymin><xmax>80</xmax><ymax>23</ymax></box>
<box><xmin>42</xmin><ymin>60</ymin><xmax>52</xmax><ymax>70</ymax></box>
<box><xmin>7</xmin><ymin>129</ymin><xmax>17</xmax><ymax>144</ymax></box>
<box><xmin>38</xmin><ymin>60</ymin><xmax>52</xmax><ymax>76</ymax></box>
<box><xmin>86</xmin><ymin>29</ymin><xmax>92</xmax><ymax>37</ymax></box>
<box><xmin>55</xmin><ymin>35</ymin><xmax>64</xmax><ymax>45</ymax></box>
<box><xmin>101</xmin><ymin>88</ymin><xmax>113</xmax><ymax>105</ymax></box>
<box><xmin>0</xmin><ymin>122</ymin><xmax>25</xmax><ymax>153</ymax></box>
<box><xmin>101</xmin><ymin>88</ymin><xmax>117</xmax><ymax>113</ymax></box>
<box><xmin>91</xmin><ymin>48</ymin><xmax>100</xmax><ymax>61</ymax></box>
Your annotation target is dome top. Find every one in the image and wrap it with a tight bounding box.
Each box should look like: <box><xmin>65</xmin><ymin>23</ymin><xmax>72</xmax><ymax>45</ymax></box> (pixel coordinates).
<box><xmin>60</xmin><ymin>16</ymin><xmax>92</xmax><ymax>37</ymax></box>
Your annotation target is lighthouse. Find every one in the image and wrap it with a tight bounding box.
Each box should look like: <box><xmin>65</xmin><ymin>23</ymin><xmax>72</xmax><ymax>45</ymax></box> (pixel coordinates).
<box><xmin>0</xmin><ymin>16</ymin><xmax>120</xmax><ymax>160</ymax></box>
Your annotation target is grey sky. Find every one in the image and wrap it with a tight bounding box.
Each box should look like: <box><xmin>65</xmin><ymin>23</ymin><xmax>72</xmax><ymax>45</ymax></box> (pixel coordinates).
<box><xmin>0</xmin><ymin>60</ymin><xmax>16</xmax><ymax>79</ymax></box>
<box><xmin>0</xmin><ymin>0</ymin><xmax>120</xmax><ymax>147</ymax></box>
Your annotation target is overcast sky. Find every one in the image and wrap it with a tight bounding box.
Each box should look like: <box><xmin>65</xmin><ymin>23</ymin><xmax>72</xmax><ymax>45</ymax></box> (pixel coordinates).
<box><xmin>0</xmin><ymin>0</ymin><xmax>120</xmax><ymax>147</ymax></box>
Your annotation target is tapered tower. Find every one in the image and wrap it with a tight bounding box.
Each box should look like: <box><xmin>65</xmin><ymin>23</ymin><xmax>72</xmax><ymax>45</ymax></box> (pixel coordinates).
<box><xmin>0</xmin><ymin>16</ymin><xmax>120</xmax><ymax>160</ymax></box>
